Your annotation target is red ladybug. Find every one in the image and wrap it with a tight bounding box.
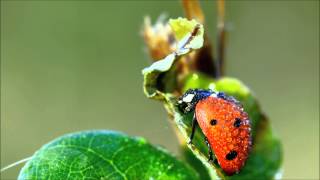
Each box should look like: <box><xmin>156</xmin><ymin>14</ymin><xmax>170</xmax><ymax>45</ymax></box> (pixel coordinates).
<box><xmin>178</xmin><ymin>89</ymin><xmax>252</xmax><ymax>175</ymax></box>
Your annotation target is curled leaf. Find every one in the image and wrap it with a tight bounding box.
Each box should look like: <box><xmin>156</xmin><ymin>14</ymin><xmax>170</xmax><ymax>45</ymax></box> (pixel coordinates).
<box><xmin>142</xmin><ymin>18</ymin><xmax>204</xmax><ymax>100</ymax></box>
<box><xmin>142</xmin><ymin>18</ymin><xmax>282</xmax><ymax>179</ymax></box>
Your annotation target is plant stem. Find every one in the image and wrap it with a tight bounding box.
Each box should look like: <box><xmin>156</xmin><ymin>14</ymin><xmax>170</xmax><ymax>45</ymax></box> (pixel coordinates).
<box><xmin>216</xmin><ymin>0</ymin><xmax>226</xmax><ymax>77</ymax></box>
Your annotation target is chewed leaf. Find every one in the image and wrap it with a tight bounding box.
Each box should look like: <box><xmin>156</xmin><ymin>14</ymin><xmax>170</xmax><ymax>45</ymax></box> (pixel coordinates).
<box><xmin>18</xmin><ymin>130</ymin><xmax>199</xmax><ymax>180</ymax></box>
<box><xmin>142</xmin><ymin>18</ymin><xmax>204</xmax><ymax>100</ymax></box>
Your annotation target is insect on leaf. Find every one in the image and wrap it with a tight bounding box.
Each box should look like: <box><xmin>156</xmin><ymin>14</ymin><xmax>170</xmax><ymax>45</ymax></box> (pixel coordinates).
<box><xmin>142</xmin><ymin>18</ymin><xmax>282</xmax><ymax>179</ymax></box>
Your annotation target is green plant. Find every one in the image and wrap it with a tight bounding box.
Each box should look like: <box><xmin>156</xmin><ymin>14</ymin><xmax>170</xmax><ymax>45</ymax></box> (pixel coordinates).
<box><xmin>141</xmin><ymin>15</ymin><xmax>282</xmax><ymax>179</ymax></box>
<box><xmin>3</xmin><ymin>1</ymin><xmax>282</xmax><ymax>179</ymax></box>
<box><xmin>18</xmin><ymin>131</ymin><xmax>198</xmax><ymax>180</ymax></box>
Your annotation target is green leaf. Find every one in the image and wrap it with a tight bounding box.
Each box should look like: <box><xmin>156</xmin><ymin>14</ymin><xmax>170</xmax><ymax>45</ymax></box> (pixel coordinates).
<box><xmin>180</xmin><ymin>74</ymin><xmax>283</xmax><ymax>179</ymax></box>
<box><xmin>18</xmin><ymin>130</ymin><xmax>199</xmax><ymax>180</ymax></box>
<box><xmin>183</xmin><ymin>75</ymin><xmax>262</xmax><ymax>138</ymax></box>
<box><xmin>144</xmin><ymin>72</ymin><xmax>283</xmax><ymax>179</ymax></box>
<box><xmin>180</xmin><ymin>145</ymin><xmax>212</xmax><ymax>180</ymax></box>
<box><xmin>142</xmin><ymin>18</ymin><xmax>282</xmax><ymax>179</ymax></box>
<box><xmin>142</xmin><ymin>18</ymin><xmax>204</xmax><ymax>101</ymax></box>
<box><xmin>169</xmin><ymin>18</ymin><xmax>198</xmax><ymax>40</ymax></box>
<box><xmin>169</xmin><ymin>18</ymin><xmax>204</xmax><ymax>49</ymax></box>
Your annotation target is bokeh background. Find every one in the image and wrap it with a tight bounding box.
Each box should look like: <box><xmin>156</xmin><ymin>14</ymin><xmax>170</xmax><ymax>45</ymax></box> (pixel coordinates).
<box><xmin>1</xmin><ymin>1</ymin><xmax>319</xmax><ymax>179</ymax></box>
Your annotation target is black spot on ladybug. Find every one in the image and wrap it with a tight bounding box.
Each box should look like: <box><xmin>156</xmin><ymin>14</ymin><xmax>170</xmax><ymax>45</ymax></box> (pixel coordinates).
<box><xmin>234</xmin><ymin>118</ymin><xmax>242</xmax><ymax>128</ymax></box>
<box><xmin>210</xmin><ymin>119</ymin><xmax>217</xmax><ymax>126</ymax></box>
<box><xmin>226</xmin><ymin>150</ymin><xmax>237</xmax><ymax>160</ymax></box>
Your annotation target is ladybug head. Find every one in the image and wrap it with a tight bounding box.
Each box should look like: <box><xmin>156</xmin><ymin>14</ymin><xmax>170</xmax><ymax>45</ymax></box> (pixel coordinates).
<box><xmin>177</xmin><ymin>89</ymin><xmax>213</xmax><ymax>113</ymax></box>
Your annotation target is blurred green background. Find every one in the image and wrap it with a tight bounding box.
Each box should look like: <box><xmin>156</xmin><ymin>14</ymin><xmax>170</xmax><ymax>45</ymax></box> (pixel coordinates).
<box><xmin>1</xmin><ymin>1</ymin><xmax>319</xmax><ymax>179</ymax></box>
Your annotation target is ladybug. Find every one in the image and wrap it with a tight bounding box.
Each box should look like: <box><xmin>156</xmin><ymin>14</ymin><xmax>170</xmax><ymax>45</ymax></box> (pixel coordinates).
<box><xmin>178</xmin><ymin>89</ymin><xmax>252</xmax><ymax>175</ymax></box>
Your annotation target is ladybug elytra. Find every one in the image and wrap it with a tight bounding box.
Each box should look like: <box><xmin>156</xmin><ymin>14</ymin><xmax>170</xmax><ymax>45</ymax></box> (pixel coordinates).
<box><xmin>178</xmin><ymin>89</ymin><xmax>252</xmax><ymax>175</ymax></box>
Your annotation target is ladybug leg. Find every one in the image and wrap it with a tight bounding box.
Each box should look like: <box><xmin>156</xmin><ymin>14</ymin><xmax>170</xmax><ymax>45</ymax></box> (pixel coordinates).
<box><xmin>205</xmin><ymin>137</ymin><xmax>214</xmax><ymax>162</ymax></box>
<box><xmin>188</xmin><ymin>113</ymin><xmax>198</xmax><ymax>145</ymax></box>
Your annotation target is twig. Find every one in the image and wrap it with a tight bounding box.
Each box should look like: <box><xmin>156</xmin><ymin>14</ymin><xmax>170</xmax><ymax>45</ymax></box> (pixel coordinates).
<box><xmin>181</xmin><ymin>0</ymin><xmax>217</xmax><ymax>78</ymax></box>
<box><xmin>216</xmin><ymin>0</ymin><xmax>226</xmax><ymax>77</ymax></box>
<box><xmin>181</xmin><ymin>0</ymin><xmax>204</xmax><ymax>24</ymax></box>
